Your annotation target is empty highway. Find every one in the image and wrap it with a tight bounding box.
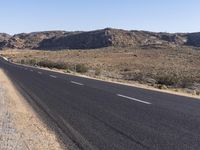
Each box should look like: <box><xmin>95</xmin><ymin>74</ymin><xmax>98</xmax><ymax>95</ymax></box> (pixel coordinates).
<box><xmin>0</xmin><ymin>57</ymin><xmax>200</xmax><ymax>150</ymax></box>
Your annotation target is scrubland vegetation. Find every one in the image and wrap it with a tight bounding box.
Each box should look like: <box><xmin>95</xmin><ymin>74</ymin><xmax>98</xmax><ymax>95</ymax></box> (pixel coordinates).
<box><xmin>1</xmin><ymin>46</ymin><xmax>200</xmax><ymax>95</ymax></box>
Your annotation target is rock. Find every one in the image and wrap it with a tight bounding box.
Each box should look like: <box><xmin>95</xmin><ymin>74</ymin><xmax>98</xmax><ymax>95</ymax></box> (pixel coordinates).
<box><xmin>145</xmin><ymin>78</ymin><xmax>157</xmax><ymax>85</ymax></box>
<box><xmin>158</xmin><ymin>84</ymin><xmax>168</xmax><ymax>90</ymax></box>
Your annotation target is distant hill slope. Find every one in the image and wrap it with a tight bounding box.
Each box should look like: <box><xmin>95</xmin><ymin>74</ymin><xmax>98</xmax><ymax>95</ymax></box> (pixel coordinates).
<box><xmin>1</xmin><ymin>31</ymin><xmax>68</xmax><ymax>49</ymax></box>
<box><xmin>0</xmin><ymin>33</ymin><xmax>11</xmax><ymax>49</ymax></box>
<box><xmin>1</xmin><ymin>28</ymin><xmax>200</xmax><ymax>50</ymax></box>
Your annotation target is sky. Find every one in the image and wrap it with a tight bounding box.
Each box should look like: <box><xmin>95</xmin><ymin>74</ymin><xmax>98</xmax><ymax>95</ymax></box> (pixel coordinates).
<box><xmin>1</xmin><ymin>0</ymin><xmax>200</xmax><ymax>34</ymax></box>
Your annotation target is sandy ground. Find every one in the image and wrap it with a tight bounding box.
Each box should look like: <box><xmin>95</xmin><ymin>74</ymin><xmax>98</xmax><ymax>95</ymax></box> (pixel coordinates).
<box><xmin>0</xmin><ymin>69</ymin><xmax>64</xmax><ymax>150</ymax></box>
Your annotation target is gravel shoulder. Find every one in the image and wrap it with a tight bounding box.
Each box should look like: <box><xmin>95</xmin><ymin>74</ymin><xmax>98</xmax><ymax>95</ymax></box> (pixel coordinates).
<box><xmin>0</xmin><ymin>69</ymin><xmax>63</xmax><ymax>150</ymax></box>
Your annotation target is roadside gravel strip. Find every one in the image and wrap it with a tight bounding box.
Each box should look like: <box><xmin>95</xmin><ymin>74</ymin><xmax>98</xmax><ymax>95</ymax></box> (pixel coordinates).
<box><xmin>0</xmin><ymin>69</ymin><xmax>63</xmax><ymax>150</ymax></box>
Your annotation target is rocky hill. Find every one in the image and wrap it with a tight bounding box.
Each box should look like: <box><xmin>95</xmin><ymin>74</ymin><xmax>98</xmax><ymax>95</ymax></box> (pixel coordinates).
<box><xmin>1</xmin><ymin>28</ymin><xmax>200</xmax><ymax>50</ymax></box>
<box><xmin>0</xmin><ymin>33</ymin><xmax>11</xmax><ymax>49</ymax></box>
<box><xmin>37</xmin><ymin>29</ymin><xmax>190</xmax><ymax>49</ymax></box>
<box><xmin>4</xmin><ymin>31</ymin><xmax>69</xmax><ymax>49</ymax></box>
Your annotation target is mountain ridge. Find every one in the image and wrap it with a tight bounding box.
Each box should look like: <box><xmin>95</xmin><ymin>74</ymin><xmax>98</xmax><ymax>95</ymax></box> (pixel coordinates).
<box><xmin>1</xmin><ymin>28</ymin><xmax>200</xmax><ymax>50</ymax></box>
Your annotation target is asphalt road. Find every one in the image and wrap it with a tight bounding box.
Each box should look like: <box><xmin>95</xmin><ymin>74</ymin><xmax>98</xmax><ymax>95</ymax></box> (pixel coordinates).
<box><xmin>0</xmin><ymin>57</ymin><xmax>200</xmax><ymax>150</ymax></box>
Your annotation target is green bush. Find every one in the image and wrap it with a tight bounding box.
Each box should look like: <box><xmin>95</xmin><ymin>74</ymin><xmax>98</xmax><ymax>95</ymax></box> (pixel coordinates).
<box><xmin>157</xmin><ymin>75</ymin><xmax>180</xmax><ymax>86</ymax></box>
<box><xmin>123</xmin><ymin>68</ymin><xmax>131</xmax><ymax>72</ymax></box>
<box><xmin>37</xmin><ymin>60</ymin><xmax>69</xmax><ymax>69</ymax></box>
<box><xmin>20</xmin><ymin>59</ymin><xmax>25</xmax><ymax>64</ymax></box>
<box><xmin>95</xmin><ymin>68</ymin><xmax>101</xmax><ymax>75</ymax></box>
<box><xmin>75</xmin><ymin>64</ymin><xmax>88</xmax><ymax>73</ymax></box>
<box><xmin>179</xmin><ymin>77</ymin><xmax>193</xmax><ymax>88</ymax></box>
<box><xmin>29</xmin><ymin>59</ymin><xmax>37</xmax><ymax>65</ymax></box>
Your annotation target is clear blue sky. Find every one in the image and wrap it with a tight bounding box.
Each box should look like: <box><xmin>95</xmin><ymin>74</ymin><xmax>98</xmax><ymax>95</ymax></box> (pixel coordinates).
<box><xmin>1</xmin><ymin>0</ymin><xmax>200</xmax><ymax>34</ymax></box>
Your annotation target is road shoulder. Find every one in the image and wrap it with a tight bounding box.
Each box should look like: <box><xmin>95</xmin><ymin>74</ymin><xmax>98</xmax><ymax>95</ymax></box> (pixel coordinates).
<box><xmin>0</xmin><ymin>69</ymin><xmax>64</xmax><ymax>150</ymax></box>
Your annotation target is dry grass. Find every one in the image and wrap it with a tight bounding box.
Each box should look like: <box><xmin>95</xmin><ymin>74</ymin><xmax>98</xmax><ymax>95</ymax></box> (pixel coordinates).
<box><xmin>1</xmin><ymin>46</ymin><xmax>200</xmax><ymax>94</ymax></box>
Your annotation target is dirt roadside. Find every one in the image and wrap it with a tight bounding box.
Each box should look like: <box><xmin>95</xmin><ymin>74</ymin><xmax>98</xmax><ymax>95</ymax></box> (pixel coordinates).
<box><xmin>0</xmin><ymin>69</ymin><xmax>64</xmax><ymax>150</ymax></box>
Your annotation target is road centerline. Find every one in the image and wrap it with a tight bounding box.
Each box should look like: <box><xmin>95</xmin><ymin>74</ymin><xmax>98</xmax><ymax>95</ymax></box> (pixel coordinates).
<box><xmin>117</xmin><ymin>94</ymin><xmax>152</xmax><ymax>105</ymax></box>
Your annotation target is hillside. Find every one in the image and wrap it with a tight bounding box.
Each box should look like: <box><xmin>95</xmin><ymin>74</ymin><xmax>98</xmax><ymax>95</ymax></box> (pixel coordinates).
<box><xmin>1</xmin><ymin>28</ymin><xmax>200</xmax><ymax>50</ymax></box>
<box><xmin>3</xmin><ymin>31</ymin><xmax>69</xmax><ymax>49</ymax></box>
<box><xmin>0</xmin><ymin>33</ymin><xmax>11</xmax><ymax>49</ymax></box>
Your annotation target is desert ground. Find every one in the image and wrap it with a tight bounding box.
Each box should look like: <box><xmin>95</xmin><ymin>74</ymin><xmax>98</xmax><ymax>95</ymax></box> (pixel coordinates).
<box><xmin>1</xmin><ymin>46</ymin><xmax>200</xmax><ymax>95</ymax></box>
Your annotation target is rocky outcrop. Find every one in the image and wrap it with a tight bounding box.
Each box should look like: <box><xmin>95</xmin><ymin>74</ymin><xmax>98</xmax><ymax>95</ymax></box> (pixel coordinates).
<box><xmin>38</xmin><ymin>30</ymin><xmax>111</xmax><ymax>49</ymax></box>
<box><xmin>1</xmin><ymin>28</ymin><xmax>200</xmax><ymax>50</ymax></box>
<box><xmin>0</xmin><ymin>33</ymin><xmax>11</xmax><ymax>50</ymax></box>
<box><xmin>186</xmin><ymin>32</ymin><xmax>200</xmax><ymax>47</ymax></box>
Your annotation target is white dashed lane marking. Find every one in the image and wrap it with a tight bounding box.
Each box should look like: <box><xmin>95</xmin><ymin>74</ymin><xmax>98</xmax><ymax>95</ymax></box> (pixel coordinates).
<box><xmin>117</xmin><ymin>94</ymin><xmax>151</xmax><ymax>105</ymax></box>
<box><xmin>49</xmin><ymin>75</ymin><xmax>57</xmax><ymax>78</ymax></box>
<box><xmin>70</xmin><ymin>81</ymin><xmax>84</xmax><ymax>86</ymax></box>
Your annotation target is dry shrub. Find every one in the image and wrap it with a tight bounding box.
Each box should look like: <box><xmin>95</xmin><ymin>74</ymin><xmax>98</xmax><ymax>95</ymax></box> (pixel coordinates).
<box><xmin>75</xmin><ymin>64</ymin><xmax>88</xmax><ymax>73</ymax></box>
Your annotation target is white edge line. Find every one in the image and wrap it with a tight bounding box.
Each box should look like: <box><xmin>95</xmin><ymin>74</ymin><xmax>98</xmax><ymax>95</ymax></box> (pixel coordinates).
<box><xmin>2</xmin><ymin>57</ymin><xmax>8</xmax><ymax>61</ymax></box>
<box><xmin>117</xmin><ymin>94</ymin><xmax>151</xmax><ymax>105</ymax></box>
<box><xmin>70</xmin><ymin>81</ymin><xmax>84</xmax><ymax>86</ymax></box>
<box><xmin>50</xmin><ymin>75</ymin><xmax>57</xmax><ymax>78</ymax></box>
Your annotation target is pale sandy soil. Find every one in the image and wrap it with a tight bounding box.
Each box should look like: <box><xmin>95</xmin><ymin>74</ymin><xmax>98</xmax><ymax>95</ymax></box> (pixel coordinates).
<box><xmin>0</xmin><ymin>69</ymin><xmax>64</xmax><ymax>150</ymax></box>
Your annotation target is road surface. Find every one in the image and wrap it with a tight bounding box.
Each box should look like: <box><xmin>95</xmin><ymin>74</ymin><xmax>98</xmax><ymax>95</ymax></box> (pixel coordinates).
<box><xmin>0</xmin><ymin>57</ymin><xmax>200</xmax><ymax>150</ymax></box>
